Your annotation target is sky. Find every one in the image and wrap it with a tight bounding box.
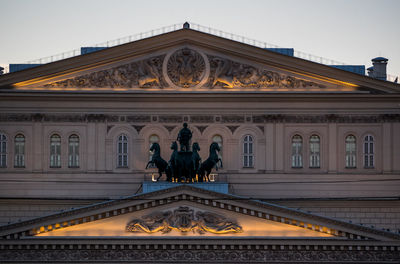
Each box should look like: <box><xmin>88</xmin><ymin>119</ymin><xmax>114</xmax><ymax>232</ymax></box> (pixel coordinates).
<box><xmin>1</xmin><ymin>0</ymin><xmax>399</xmax><ymax>79</ymax></box>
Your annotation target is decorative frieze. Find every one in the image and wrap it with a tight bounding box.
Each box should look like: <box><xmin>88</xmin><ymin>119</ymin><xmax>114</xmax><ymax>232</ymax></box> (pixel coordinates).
<box><xmin>158</xmin><ymin>115</ymin><xmax>183</xmax><ymax>123</ymax></box>
<box><xmin>126</xmin><ymin>115</ymin><xmax>151</xmax><ymax>123</ymax></box>
<box><xmin>1</xmin><ymin>113</ymin><xmax>399</xmax><ymax>123</ymax></box>
<box><xmin>0</xmin><ymin>248</ymin><xmax>398</xmax><ymax>262</ymax></box>
<box><xmin>190</xmin><ymin>115</ymin><xmax>214</xmax><ymax>123</ymax></box>
<box><xmin>221</xmin><ymin>115</ymin><xmax>245</xmax><ymax>123</ymax></box>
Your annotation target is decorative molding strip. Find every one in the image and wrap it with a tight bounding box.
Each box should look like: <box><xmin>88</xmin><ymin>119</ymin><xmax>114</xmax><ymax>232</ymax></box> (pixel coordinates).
<box><xmin>1</xmin><ymin>113</ymin><xmax>399</xmax><ymax>123</ymax></box>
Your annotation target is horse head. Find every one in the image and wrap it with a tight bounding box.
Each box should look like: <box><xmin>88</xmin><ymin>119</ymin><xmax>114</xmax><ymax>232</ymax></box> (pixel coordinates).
<box><xmin>210</xmin><ymin>142</ymin><xmax>220</xmax><ymax>153</ymax></box>
<box><xmin>192</xmin><ymin>142</ymin><xmax>200</xmax><ymax>152</ymax></box>
<box><xmin>150</xmin><ymin>142</ymin><xmax>160</xmax><ymax>153</ymax></box>
<box><xmin>171</xmin><ymin>141</ymin><xmax>178</xmax><ymax>151</ymax></box>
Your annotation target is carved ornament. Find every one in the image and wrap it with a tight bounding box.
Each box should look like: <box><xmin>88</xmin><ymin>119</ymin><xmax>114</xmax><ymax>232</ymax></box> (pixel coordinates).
<box><xmin>165</xmin><ymin>48</ymin><xmax>207</xmax><ymax>88</ymax></box>
<box><xmin>126</xmin><ymin>206</ymin><xmax>242</xmax><ymax>234</ymax></box>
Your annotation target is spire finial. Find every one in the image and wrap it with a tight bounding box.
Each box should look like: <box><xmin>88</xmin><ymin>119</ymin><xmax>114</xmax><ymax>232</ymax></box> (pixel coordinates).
<box><xmin>183</xmin><ymin>22</ymin><xmax>190</xmax><ymax>29</ymax></box>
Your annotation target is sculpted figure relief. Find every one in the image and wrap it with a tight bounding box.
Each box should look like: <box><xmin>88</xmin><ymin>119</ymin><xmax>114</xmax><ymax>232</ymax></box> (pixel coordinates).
<box><xmin>41</xmin><ymin>50</ymin><xmax>326</xmax><ymax>90</ymax></box>
<box><xmin>208</xmin><ymin>55</ymin><xmax>326</xmax><ymax>89</ymax></box>
<box><xmin>43</xmin><ymin>55</ymin><xmax>166</xmax><ymax>89</ymax></box>
<box><xmin>138</xmin><ymin>57</ymin><xmax>163</xmax><ymax>87</ymax></box>
<box><xmin>126</xmin><ymin>206</ymin><xmax>243</xmax><ymax>234</ymax></box>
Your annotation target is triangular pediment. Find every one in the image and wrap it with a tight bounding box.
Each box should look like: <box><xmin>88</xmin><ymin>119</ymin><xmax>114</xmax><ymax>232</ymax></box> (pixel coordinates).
<box><xmin>1</xmin><ymin>185</ymin><xmax>399</xmax><ymax>242</ymax></box>
<box><xmin>1</xmin><ymin>28</ymin><xmax>399</xmax><ymax>93</ymax></box>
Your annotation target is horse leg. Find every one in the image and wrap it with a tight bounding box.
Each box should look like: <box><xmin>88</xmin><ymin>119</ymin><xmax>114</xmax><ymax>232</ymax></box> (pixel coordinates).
<box><xmin>156</xmin><ymin>169</ymin><xmax>163</xmax><ymax>181</ymax></box>
<box><xmin>145</xmin><ymin>161</ymin><xmax>152</xmax><ymax>169</ymax></box>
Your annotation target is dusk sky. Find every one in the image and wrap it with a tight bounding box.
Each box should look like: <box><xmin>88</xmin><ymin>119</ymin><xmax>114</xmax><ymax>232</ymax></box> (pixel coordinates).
<box><xmin>1</xmin><ymin>0</ymin><xmax>399</xmax><ymax>79</ymax></box>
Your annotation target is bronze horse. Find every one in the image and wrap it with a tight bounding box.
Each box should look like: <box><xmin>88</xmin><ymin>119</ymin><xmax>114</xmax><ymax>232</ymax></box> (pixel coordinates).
<box><xmin>191</xmin><ymin>142</ymin><xmax>201</xmax><ymax>181</ymax></box>
<box><xmin>198</xmin><ymin>142</ymin><xmax>222</xmax><ymax>182</ymax></box>
<box><xmin>146</xmin><ymin>143</ymin><xmax>171</xmax><ymax>181</ymax></box>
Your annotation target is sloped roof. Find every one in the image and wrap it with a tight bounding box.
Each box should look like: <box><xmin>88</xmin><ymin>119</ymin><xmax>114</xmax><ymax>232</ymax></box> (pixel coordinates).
<box><xmin>0</xmin><ymin>27</ymin><xmax>399</xmax><ymax>93</ymax></box>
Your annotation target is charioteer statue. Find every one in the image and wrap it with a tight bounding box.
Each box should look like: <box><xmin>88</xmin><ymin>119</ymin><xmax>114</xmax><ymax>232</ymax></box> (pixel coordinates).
<box><xmin>146</xmin><ymin>123</ymin><xmax>221</xmax><ymax>182</ymax></box>
<box><xmin>177</xmin><ymin>122</ymin><xmax>192</xmax><ymax>152</ymax></box>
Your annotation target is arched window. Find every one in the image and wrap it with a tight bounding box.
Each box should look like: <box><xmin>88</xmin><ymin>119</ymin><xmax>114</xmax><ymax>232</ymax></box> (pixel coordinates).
<box><xmin>117</xmin><ymin>134</ymin><xmax>128</xmax><ymax>168</ymax></box>
<box><xmin>50</xmin><ymin>134</ymin><xmax>61</xmax><ymax>168</ymax></box>
<box><xmin>309</xmin><ymin>135</ymin><xmax>320</xmax><ymax>168</ymax></box>
<box><xmin>243</xmin><ymin>135</ymin><xmax>254</xmax><ymax>168</ymax></box>
<box><xmin>212</xmin><ymin>135</ymin><xmax>223</xmax><ymax>168</ymax></box>
<box><xmin>148</xmin><ymin>134</ymin><xmax>159</xmax><ymax>168</ymax></box>
<box><xmin>291</xmin><ymin>135</ymin><xmax>303</xmax><ymax>168</ymax></box>
<box><xmin>364</xmin><ymin>134</ymin><xmax>374</xmax><ymax>168</ymax></box>
<box><xmin>14</xmin><ymin>134</ymin><xmax>25</xmax><ymax>168</ymax></box>
<box><xmin>345</xmin><ymin>135</ymin><xmax>356</xmax><ymax>168</ymax></box>
<box><xmin>0</xmin><ymin>133</ymin><xmax>7</xmax><ymax>168</ymax></box>
<box><xmin>68</xmin><ymin>135</ymin><xmax>79</xmax><ymax>168</ymax></box>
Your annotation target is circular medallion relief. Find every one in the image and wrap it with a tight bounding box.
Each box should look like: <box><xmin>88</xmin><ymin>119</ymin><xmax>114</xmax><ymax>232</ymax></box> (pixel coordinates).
<box><xmin>164</xmin><ymin>48</ymin><xmax>209</xmax><ymax>89</ymax></box>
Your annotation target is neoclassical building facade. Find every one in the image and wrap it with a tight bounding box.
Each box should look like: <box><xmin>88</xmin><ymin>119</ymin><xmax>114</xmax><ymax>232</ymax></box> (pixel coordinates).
<box><xmin>0</xmin><ymin>24</ymin><xmax>399</xmax><ymax>263</ymax></box>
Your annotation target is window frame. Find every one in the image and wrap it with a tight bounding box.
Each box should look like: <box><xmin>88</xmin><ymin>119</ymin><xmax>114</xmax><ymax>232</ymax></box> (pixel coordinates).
<box><xmin>243</xmin><ymin>134</ymin><xmax>254</xmax><ymax>168</ymax></box>
<box><xmin>117</xmin><ymin>134</ymin><xmax>129</xmax><ymax>168</ymax></box>
<box><xmin>309</xmin><ymin>134</ymin><xmax>320</xmax><ymax>168</ymax></box>
<box><xmin>345</xmin><ymin>135</ymin><xmax>357</xmax><ymax>168</ymax></box>
<box><xmin>0</xmin><ymin>133</ymin><xmax>7</xmax><ymax>168</ymax></box>
<box><xmin>363</xmin><ymin>134</ymin><xmax>374</xmax><ymax>169</ymax></box>
<box><xmin>68</xmin><ymin>134</ymin><xmax>80</xmax><ymax>168</ymax></box>
<box><xmin>50</xmin><ymin>134</ymin><xmax>61</xmax><ymax>168</ymax></box>
<box><xmin>14</xmin><ymin>134</ymin><xmax>25</xmax><ymax>168</ymax></box>
<box><xmin>291</xmin><ymin>134</ymin><xmax>303</xmax><ymax>168</ymax></box>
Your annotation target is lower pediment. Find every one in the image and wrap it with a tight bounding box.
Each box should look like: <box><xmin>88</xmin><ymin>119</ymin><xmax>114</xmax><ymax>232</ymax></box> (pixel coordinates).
<box><xmin>35</xmin><ymin>202</ymin><xmax>332</xmax><ymax>238</ymax></box>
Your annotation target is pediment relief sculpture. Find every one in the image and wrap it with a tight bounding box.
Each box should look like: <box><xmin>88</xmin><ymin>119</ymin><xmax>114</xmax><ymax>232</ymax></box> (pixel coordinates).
<box><xmin>43</xmin><ymin>55</ymin><xmax>167</xmax><ymax>89</ymax></box>
<box><xmin>126</xmin><ymin>206</ymin><xmax>243</xmax><ymax>234</ymax></box>
<box><xmin>40</xmin><ymin>48</ymin><xmax>328</xmax><ymax>90</ymax></box>
<box><xmin>208</xmin><ymin>55</ymin><xmax>325</xmax><ymax>89</ymax></box>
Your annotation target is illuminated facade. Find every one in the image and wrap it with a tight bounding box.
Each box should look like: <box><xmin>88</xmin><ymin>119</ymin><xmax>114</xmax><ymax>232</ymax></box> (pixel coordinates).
<box><xmin>0</xmin><ymin>24</ymin><xmax>399</xmax><ymax>263</ymax></box>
